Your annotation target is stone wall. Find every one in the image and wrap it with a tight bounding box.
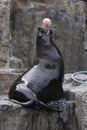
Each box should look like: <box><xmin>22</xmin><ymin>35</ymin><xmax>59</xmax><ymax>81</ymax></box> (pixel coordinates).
<box><xmin>0</xmin><ymin>0</ymin><xmax>10</xmax><ymax>68</ymax></box>
<box><xmin>0</xmin><ymin>96</ymin><xmax>64</xmax><ymax>130</ymax></box>
<box><xmin>0</xmin><ymin>0</ymin><xmax>87</xmax><ymax>73</ymax></box>
<box><xmin>53</xmin><ymin>0</ymin><xmax>86</xmax><ymax>72</ymax></box>
<box><xmin>10</xmin><ymin>1</ymin><xmax>47</xmax><ymax>69</ymax></box>
<box><xmin>64</xmin><ymin>73</ymin><xmax>87</xmax><ymax>130</ymax></box>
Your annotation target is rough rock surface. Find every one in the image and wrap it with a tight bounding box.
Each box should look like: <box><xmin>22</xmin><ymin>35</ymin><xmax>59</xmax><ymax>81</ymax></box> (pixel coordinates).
<box><xmin>0</xmin><ymin>95</ymin><xmax>75</xmax><ymax>130</ymax></box>
<box><xmin>0</xmin><ymin>0</ymin><xmax>10</xmax><ymax>68</ymax></box>
<box><xmin>0</xmin><ymin>71</ymin><xmax>21</xmax><ymax>95</ymax></box>
<box><xmin>0</xmin><ymin>96</ymin><xmax>64</xmax><ymax>130</ymax></box>
<box><xmin>0</xmin><ymin>0</ymin><xmax>87</xmax><ymax>72</ymax></box>
<box><xmin>64</xmin><ymin>73</ymin><xmax>87</xmax><ymax>130</ymax></box>
<box><xmin>53</xmin><ymin>0</ymin><xmax>86</xmax><ymax>72</ymax></box>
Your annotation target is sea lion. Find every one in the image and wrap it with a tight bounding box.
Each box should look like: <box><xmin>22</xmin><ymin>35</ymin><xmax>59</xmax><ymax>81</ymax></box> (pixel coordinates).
<box><xmin>8</xmin><ymin>26</ymin><xmax>68</xmax><ymax>123</ymax></box>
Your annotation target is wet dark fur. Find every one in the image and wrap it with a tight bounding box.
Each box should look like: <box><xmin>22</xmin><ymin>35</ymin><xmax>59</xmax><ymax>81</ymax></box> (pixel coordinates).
<box><xmin>9</xmin><ymin>27</ymin><xmax>68</xmax><ymax>123</ymax></box>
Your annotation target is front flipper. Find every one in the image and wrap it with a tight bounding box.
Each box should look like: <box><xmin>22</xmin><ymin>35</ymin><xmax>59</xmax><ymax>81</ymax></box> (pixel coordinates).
<box><xmin>16</xmin><ymin>83</ymin><xmax>37</xmax><ymax>101</ymax></box>
<box><xmin>10</xmin><ymin>99</ymin><xmax>36</xmax><ymax>107</ymax></box>
<box><xmin>9</xmin><ymin>83</ymin><xmax>38</xmax><ymax>107</ymax></box>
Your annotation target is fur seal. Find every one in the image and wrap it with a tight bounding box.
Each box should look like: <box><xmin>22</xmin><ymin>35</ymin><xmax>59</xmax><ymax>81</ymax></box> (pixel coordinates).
<box><xmin>8</xmin><ymin>27</ymin><xmax>68</xmax><ymax>123</ymax></box>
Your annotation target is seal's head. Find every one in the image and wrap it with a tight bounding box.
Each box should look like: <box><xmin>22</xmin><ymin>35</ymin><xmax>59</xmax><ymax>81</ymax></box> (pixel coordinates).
<box><xmin>36</xmin><ymin>18</ymin><xmax>53</xmax><ymax>58</ymax></box>
<box><xmin>36</xmin><ymin>26</ymin><xmax>54</xmax><ymax>61</ymax></box>
<box><xmin>37</xmin><ymin>26</ymin><xmax>53</xmax><ymax>45</ymax></box>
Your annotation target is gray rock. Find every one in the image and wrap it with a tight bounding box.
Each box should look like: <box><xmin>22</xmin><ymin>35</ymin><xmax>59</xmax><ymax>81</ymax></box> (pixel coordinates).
<box><xmin>0</xmin><ymin>0</ymin><xmax>11</xmax><ymax>67</ymax></box>
<box><xmin>17</xmin><ymin>0</ymin><xmax>54</xmax><ymax>4</ymax></box>
<box><xmin>0</xmin><ymin>71</ymin><xmax>21</xmax><ymax>95</ymax></box>
<box><xmin>49</xmin><ymin>0</ymin><xmax>86</xmax><ymax>72</ymax></box>
<box><xmin>7</xmin><ymin>57</ymin><xmax>23</xmax><ymax>69</ymax></box>
<box><xmin>10</xmin><ymin>1</ymin><xmax>48</xmax><ymax>69</ymax></box>
<box><xmin>64</xmin><ymin>73</ymin><xmax>87</xmax><ymax>130</ymax></box>
<box><xmin>0</xmin><ymin>96</ymin><xmax>64</xmax><ymax>130</ymax></box>
<box><xmin>84</xmin><ymin>30</ymin><xmax>87</xmax><ymax>51</ymax></box>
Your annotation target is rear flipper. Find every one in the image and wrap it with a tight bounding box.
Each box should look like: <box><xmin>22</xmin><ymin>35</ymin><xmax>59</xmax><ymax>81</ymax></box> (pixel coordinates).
<box><xmin>35</xmin><ymin>98</ymin><xmax>68</xmax><ymax>123</ymax></box>
<box><xmin>47</xmin><ymin>98</ymin><xmax>68</xmax><ymax>123</ymax></box>
<box><xmin>37</xmin><ymin>101</ymin><xmax>60</xmax><ymax>112</ymax></box>
<box><xmin>57</xmin><ymin>98</ymin><xmax>68</xmax><ymax>123</ymax></box>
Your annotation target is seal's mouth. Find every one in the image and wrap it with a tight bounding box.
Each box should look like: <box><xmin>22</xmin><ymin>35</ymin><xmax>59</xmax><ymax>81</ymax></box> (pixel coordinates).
<box><xmin>38</xmin><ymin>26</ymin><xmax>52</xmax><ymax>39</ymax></box>
<box><xmin>41</xmin><ymin>27</ymin><xmax>52</xmax><ymax>35</ymax></box>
